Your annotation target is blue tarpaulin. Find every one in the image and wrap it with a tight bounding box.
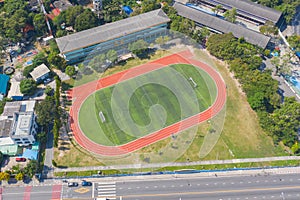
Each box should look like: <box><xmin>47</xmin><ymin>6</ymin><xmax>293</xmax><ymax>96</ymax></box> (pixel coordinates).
<box><xmin>122</xmin><ymin>6</ymin><xmax>133</xmax><ymax>15</ymax></box>
<box><xmin>296</xmin><ymin>51</ymin><xmax>300</xmax><ymax>58</ymax></box>
<box><xmin>23</xmin><ymin>149</ymin><xmax>38</xmax><ymax>160</ymax></box>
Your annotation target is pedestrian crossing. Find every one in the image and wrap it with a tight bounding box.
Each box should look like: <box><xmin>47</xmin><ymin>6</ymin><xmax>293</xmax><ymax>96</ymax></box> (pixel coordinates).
<box><xmin>96</xmin><ymin>181</ymin><xmax>116</xmax><ymax>200</ymax></box>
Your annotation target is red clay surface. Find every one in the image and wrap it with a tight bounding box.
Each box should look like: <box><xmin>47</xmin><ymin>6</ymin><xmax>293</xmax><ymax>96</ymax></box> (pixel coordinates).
<box><xmin>68</xmin><ymin>50</ymin><xmax>227</xmax><ymax>156</ymax></box>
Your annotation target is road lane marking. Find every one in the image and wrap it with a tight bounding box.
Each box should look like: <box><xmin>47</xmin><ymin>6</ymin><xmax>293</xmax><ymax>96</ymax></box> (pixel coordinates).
<box><xmin>110</xmin><ymin>185</ymin><xmax>300</xmax><ymax>198</ymax></box>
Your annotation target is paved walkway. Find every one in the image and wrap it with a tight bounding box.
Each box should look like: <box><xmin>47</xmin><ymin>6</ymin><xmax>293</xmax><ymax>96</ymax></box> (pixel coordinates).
<box><xmin>54</xmin><ymin>156</ymin><xmax>300</xmax><ymax>172</ymax></box>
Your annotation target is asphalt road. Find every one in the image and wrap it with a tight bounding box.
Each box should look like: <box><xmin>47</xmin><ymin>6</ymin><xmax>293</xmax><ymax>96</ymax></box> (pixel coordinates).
<box><xmin>2</xmin><ymin>173</ymin><xmax>300</xmax><ymax>200</ymax></box>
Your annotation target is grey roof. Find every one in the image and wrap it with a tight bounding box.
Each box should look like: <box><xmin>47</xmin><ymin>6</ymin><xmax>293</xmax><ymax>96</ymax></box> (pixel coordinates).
<box><xmin>0</xmin><ymin>119</ymin><xmax>12</xmax><ymax>138</ymax></box>
<box><xmin>56</xmin><ymin>9</ymin><xmax>170</xmax><ymax>54</ymax></box>
<box><xmin>174</xmin><ymin>3</ymin><xmax>270</xmax><ymax>48</ymax></box>
<box><xmin>30</xmin><ymin>64</ymin><xmax>50</xmax><ymax>81</ymax></box>
<box><xmin>199</xmin><ymin>0</ymin><xmax>282</xmax><ymax>24</ymax></box>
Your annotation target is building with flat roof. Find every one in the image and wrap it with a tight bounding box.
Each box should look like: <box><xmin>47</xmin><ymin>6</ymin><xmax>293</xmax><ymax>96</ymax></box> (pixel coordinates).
<box><xmin>30</xmin><ymin>63</ymin><xmax>50</xmax><ymax>83</ymax></box>
<box><xmin>174</xmin><ymin>2</ymin><xmax>270</xmax><ymax>49</ymax></box>
<box><xmin>56</xmin><ymin>9</ymin><xmax>170</xmax><ymax>64</ymax></box>
<box><xmin>0</xmin><ymin>101</ymin><xmax>37</xmax><ymax>147</ymax></box>
<box><xmin>10</xmin><ymin>111</ymin><xmax>37</xmax><ymax>146</ymax></box>
<box><xmin>192</xmin><ymin>0</ymin><xmax>283</xmax><ymax>26</ymax></box>
<box><xmin>1</xmin><ymin>100</ymin><xmax>36</xmax><ymax>119</ymax></box>
<box><xmin>7</xmin><ymin>81</ymin><xmax>23</xmax><ymax>101</ymax></box>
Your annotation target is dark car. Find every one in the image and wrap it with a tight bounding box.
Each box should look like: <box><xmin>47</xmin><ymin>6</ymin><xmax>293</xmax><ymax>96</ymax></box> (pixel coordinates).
<box><xmin>16</xmin><ymin>157</ymin><xmax>26</xmax><ymax>162</ymax></box>
<box><xmin>81</xmin><ymin>181</ymin><xmax>92</xmax><ymax>186</ymax></box>
<box><xmin>68</xmin><ymin>182</ymin><xmax>78</xmax><ymax>187</ymax></box>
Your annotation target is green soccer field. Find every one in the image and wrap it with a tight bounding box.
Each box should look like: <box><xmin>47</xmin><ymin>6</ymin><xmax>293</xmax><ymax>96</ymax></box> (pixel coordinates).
<box><xmin>78</xmin><ymin>64</ymin><xmax>217</xmax><ymax>146</ymax></box>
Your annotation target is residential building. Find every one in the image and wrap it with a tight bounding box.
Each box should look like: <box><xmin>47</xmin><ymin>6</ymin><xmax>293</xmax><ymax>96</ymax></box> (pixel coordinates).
<box><xmin>56</xmin><ymin>9</ymin><xmax>170</xmax><ymax>64</ymax></box>
<box><xmin>10</xmin><ymin>111</ymin><xmax>37</xmax><ymax>146</ymax></box>
<box><xmin>0</xmin><ymin>74</ymin><xmax>9</xmax><ymax>100</ymax></box>
<box><xmin>30</xmin><ymin>63</ymin><xmax>50</xmax><ymax>83</ymax></box>
<box><xmin>0</xmin><ymin>101</ymin><xmax>37</xmax><ymax>148</ymax></box>
<box><xmin>174</xmin><ymin>2</ymin><xmax>271</xmax><ymax>49</ymax></box>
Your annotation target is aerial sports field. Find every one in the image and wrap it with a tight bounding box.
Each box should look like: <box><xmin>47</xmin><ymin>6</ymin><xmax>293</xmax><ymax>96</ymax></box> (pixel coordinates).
<box><xmin>68</xmin><ymin>50</ymin><xmax>226</xmax><ymax>156</ymax></box>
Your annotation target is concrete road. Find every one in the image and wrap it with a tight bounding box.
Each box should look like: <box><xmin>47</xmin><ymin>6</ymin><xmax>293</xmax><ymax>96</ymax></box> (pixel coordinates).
<box><xmin>2</xmin><ymin>185</ymin><xmax>61</xmax><ymax>200</ymax></box>
<box><xmin>2</xmin><ymin>173</ymin><xmax>300</xmax><ymax>200</ymax></box>
<box><xmin>102</xmin><ymin>173</ymin><xmax>300</xmax><ymax>200</ymax></box>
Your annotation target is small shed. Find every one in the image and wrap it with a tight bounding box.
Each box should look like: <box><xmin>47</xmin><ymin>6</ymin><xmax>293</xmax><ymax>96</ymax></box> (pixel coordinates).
<box><xmin>30</xmin><ymin>63</ymin><xmax>50</xmax><ymax>83</ymax></box>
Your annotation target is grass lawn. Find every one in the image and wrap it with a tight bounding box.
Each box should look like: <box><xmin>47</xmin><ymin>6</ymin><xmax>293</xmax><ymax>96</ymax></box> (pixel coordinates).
<box><xmin>79</xmin><ymin>64</ymin><xmax>216</xmax><ymax>146</ymax></box>
<box><xmin>56</xmin><ymin>47</ymin><xmax>288</xmax><ymax>168</ymax></box>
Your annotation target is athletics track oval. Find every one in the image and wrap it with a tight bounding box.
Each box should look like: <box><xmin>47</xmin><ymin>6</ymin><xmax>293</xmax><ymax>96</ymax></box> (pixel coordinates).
<box><xmin>69</xmin><ymin>50</ymin><xmax>227</xmax><ymax>156</ymax></box>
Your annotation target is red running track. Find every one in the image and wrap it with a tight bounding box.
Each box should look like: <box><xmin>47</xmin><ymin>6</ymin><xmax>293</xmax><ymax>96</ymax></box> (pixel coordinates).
<box><xmin>69</xmin><ymin>50</ymin><xmax>227</xmax><ymax>156</ymax></box>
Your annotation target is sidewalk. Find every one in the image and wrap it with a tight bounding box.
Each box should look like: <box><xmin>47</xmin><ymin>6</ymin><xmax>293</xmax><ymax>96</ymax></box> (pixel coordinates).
<box><xmin>3</xmin><ymin>165</ymin><xmax>300</xmax><ymax>187</ymax></box>
<box><xmin>53</xmin><ymin>156</ymin><xmax>300</xmax><ymax>172</ymax></box>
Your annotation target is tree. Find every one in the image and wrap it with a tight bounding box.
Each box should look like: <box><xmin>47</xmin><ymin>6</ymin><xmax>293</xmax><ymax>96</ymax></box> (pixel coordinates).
<box><xmin>33</xmin><ymin>13</ymin><xmax>47</xmax><ymax>36</ymax></box>
<box><xmin>267</xmin><ymin>97</ymin><xmax>300</xmax><ymax>147</ymax></box>
<box><xmin>47</xmin><ymin>52</ymin><xmax>66</xmax><ymax>71</ymax></box>
<box><xmin>0</xmin><ymin>172</ymin><xmax>10</xmax><ymax>181</ymax></box>
<box><xmin>33</xmin><ymin>52</ymin><xmax>47</xmax><ymax>67</ymax></box>
<box><xmin>34</xmin><ymin>96</ymin><xmax>57</xmax><ymax>126</ymax></box>
<box><xmin>55</xmin><ymin>29</ymin><xmax>67</xmax><ymax>38</ymax></box>
<box><xmin>259</xmin><ymin>21</ymin><xmax>278</xmax><ymax>36</ymax></box>
<box><xmin>15</xmin><ymin>172</ymin><xmax>24</xmax><ymax>181</ymax></box>
<box><xmin>106</xmin><ymin>49</ymin><xmax>118</xmax><ymax>63</ymax></box>
<box><xmin>128</xmin><ymin>39</ymin><xmax>149</xmax><ymax>55</ymax></box>
<box><xmin>287</xmin><ymin>35</ymin><xmax>300</xmax><ymax>51</ymax></box>
<box><xmin>155</xmin><ymin>36</ymin><xmax>170</xmax><ymax>48</ymax></box>
<box><xmin>89</xmin><ymin>54</ymin><xmax>107</xmax><ymax>72</ymax></box>
<box><xmin>23</xmin><ymin>160</ymin><xmax>37</xmax><ymax>178</ymax></box>
<box><xmin>212</xmin><ymin>4</ymin><xmax>223</xmax><ymax>15</ymax></box>
<box><xmin>23</xmin><ymin>65</ymin><xmax>36</xmax><ymax>77</ymax></box>
<box><xmin>37</xmin><ymin>132</ymin><xmax>47</xmax><ymax>144</ymax></box>
<box><xmin>65</xmin><ymin>65</ymin><xmax>76</xmax><ymax>76</ymax></box>
<box><xmin>75</xmin><ymin>9</ymin><xmax>98</xmax><ymax>31</ymax></box>
<box><xmin>44</xmin><ymin>85</ymin><xmax>53</xmax><ymax>96</ymax></box>
<box><xmin>65</xmin><ymin>6</ymin><xmax>84</xmax><ymax>26</ymax></box>
<box><xmin>20</xmin><ymin>79</ymin><xmax>37</xmax><ymax>96</ymax></box>
<box><xmin>224</xmin><ymin>8</ymin><xmax>237</xmax><ymax>23</ymax></box>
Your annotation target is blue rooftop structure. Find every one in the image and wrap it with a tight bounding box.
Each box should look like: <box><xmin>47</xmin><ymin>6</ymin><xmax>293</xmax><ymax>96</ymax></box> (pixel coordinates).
<box><xmin>296</xmin><ymin>51</ymin><xmax>300</xmax><ymax>59</ymax></box>
<box><xmin>122</xmin><ymin>6</ymin><xmax>133</xmax><ymax>15</ymax></box>
<box><xmin>23</xmin><ymin>149</ymin><xmax>38</xmax><ymax>160</ymax></box>
<box><xmin>0</xmin><ymin>74</ymin><xmax>9</xmax><ymax>95</ymax></box>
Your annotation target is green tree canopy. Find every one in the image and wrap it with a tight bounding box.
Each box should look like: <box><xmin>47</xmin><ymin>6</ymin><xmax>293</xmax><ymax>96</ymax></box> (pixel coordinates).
<box><xmin>75</xmin><ymin>9</ymin><xmax>98</xmax><ymax>31</ymax></box>
<box><xmin>34</xmin><ymin>96</ymin><xmax>57</xmax><ymax>126</ymax></box>
<box><xmin>128</xmin><ymin>39</ymin><xmax>149</xmax><ymax>55</ymax></box>
<box><xmin>106</xmin><ymin>49</ymin><xmax>118</xmax><ymax>63</ymax></box>
<box><xmin>33</xmin><ymin>13</ymin><xmax>47</xmax><ymax>36</ymax></box>
<box><xmin>20</xmin><ymin>79</ymin><xmax>37</xmax><ymax>96</ymax></box>
<box><xmin>224</xmin><ymin>8</ymin><xmax>237</xmax><ymax>23</ymax></box>
<box><xmin>65</xmin><ymin>65</ymin><xmax>76</xmax><ymax>76</ymax></box>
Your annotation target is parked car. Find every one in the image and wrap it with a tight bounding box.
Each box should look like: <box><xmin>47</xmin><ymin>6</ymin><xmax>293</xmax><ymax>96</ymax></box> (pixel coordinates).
<box><xmin>81</xmin><ymin>181</ymin><xmax>92</xmax><ymax>186</ymax></box>
<box><xmin>68</xmin><ymin>182</ymin><xmax>78</xmax><ymax>187</ymax></box>
<box><xmin>15</xmin><ymin>157</ymin><xmax>26</xmax><ymax>162</ymax></box>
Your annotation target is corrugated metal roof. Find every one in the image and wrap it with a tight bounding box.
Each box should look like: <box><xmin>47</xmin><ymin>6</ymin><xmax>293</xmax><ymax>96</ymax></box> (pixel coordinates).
<box><xmin>30</xmin><ymin>64</ymin><xmax>50</xmax><ymax>81</ymax></box>
<box><xmin>174</xmin><ymin>3</ymin><xmax>270</xmax><ymax>48</ymax></box>
<box><xmin>56</xmin><ymin>9</ymin><xmax>170</xmax><ymax>54</ymax></box>
<box><xmin>199</xmin><ymin>0</ymin><xmax>282</xmax><ymax>24</ymax></box>
<box><xmin>0</xmin><ymin>74</ymin><xmax>9</xmax><ymax>95</ymax></box>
